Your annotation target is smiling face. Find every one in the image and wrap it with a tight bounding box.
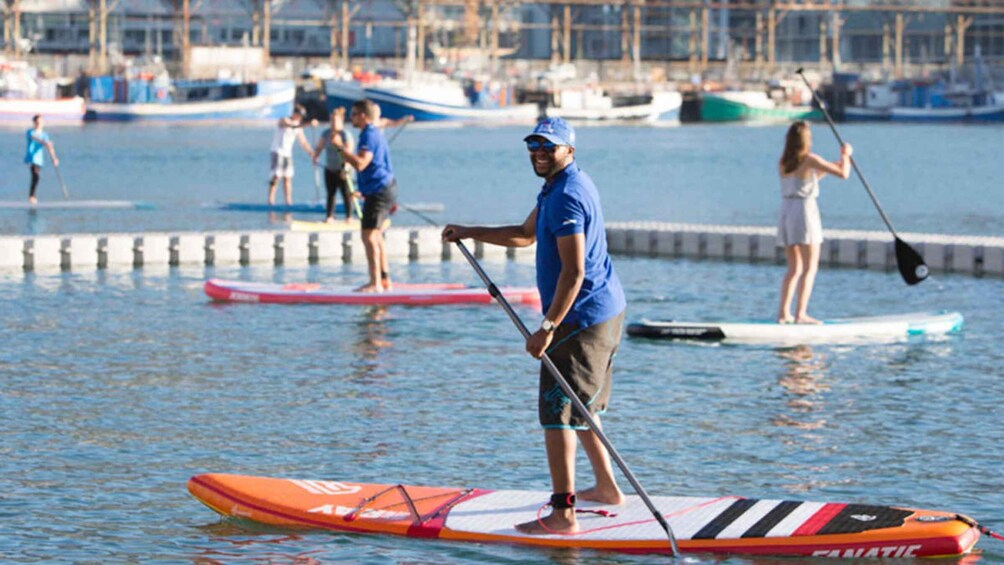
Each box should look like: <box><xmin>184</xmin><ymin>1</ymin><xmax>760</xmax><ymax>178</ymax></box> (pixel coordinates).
<box><xmin>526</xmin><ymin>136</ymin><xmax>574</xmax><ymax>180</ymax></box>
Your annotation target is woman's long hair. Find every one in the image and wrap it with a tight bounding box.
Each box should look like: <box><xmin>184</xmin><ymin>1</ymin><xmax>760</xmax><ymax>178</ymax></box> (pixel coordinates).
<box><xmin>779</xmin><ymin>121</ymin><xmax>810</xmax><ymax>174</ymax></box>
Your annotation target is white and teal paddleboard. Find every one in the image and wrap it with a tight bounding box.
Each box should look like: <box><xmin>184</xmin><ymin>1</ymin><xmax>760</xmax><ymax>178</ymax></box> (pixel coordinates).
<box><xmin>0</xmin><ymin>200</ymin><xmax>154</xmax><ymax>210</ymax></box>
<box><xmin>627</xmin><ymin>311</ymin><xmax>963</xmax><ymax>344</ymax></box>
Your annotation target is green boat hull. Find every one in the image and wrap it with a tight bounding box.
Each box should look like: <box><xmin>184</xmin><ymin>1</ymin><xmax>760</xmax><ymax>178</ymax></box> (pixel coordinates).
<box><xmin>701</xmin><ymin>95</ymin><xmax>823</xmax><ymax>123</ymax></box>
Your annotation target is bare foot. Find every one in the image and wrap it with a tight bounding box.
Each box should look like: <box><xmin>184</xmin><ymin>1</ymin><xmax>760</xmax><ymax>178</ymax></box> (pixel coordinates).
<box><xmin>514</xmin><ymin>511</ymin><xmax>578</xmax><ymax>535</ymax></box>
<box><xmin>324</xmin><ymin>217</ymin><xmax>336</xmax><ymax>224</ymax></box>
<box><xmin>28</xmin><ymin>196</ymin><xmax>37</xmax><ymax>205</ymax></box>
<box><xmin>381</xmin><ymin>279</ymin><xmax>393</xmax><ymax>291</ymax></box>
<box><xmin>343</xmin><ymin>217</ymin><xmax>353</xmax><ymax>224</ymax></box>
<box><xmin>577</xmin><ymin>486</ymin><xmax>625</xmax><ymax>505</ymax></box>
<box><xmin>355</xmin><ymin>283</ymin><xmax>383</xmax><ymax>293</ymax></box>
<box><xmin>777</xmin><ymin>316</ymin><xmax>794</xmax><ymax>324</ymax></box>
<box><xmin>795</xmin><ymin>315</ymin><xmax>822</xmax><ymax>325</ymax></box>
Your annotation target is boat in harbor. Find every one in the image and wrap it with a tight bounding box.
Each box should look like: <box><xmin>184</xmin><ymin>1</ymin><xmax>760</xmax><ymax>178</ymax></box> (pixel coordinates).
<box><xmin>324</xmin><ymin>71</ymin><xmax>538</xmax><ymax>123</ymax></box>
<box><xmin>700</xmin><ymin>81</ymin><xmax>822</xmax><ymax>123</ymax></box>
<box><xmin>836</xmin><ymin>78</ymin><xmax>1003</xmax><ymax>123</ymax></box>
<box><xmin>537</xmin><ymin>86</ymin><xmax>682</xmax><ymax>123</ymax></box>
<box><xmin>85</xmin><ymin>75</ymin><xmax>294</xmax><ymax>122</ymax></box>
<box><xmin>324</xmin><ymin>71</ymin><xmax>681</xmax><ymax>124</ymax></box>
<box><xmin>829</xmin><ymin>46</ymin><xmax>1003</xmax><ymax>123</ymax></box>
<box><xmin>0</xmin><ymin>60</ymin><xmax>85</xmax><ymax>124</ymax></box>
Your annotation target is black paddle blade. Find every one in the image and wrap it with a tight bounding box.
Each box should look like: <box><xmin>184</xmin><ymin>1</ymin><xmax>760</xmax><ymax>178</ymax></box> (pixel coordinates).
<box><xmin>895</xmin><ymin>237</ymin><xmax>929</xmax><ymax>285</ymax></box>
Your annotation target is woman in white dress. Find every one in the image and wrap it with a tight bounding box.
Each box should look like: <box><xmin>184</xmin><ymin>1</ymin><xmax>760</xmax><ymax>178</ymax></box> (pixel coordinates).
<box><xmin>777</xmin><ymin>121</ymin><xmax>852</xmax><ymax>324</ymax></box>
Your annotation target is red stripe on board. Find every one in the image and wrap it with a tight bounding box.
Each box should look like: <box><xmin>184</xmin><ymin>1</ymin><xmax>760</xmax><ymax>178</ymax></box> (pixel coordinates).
<box><xmin>792</xmin><ymin>503</ymin><xmax>847</xmax><ymax>536</ymax></box>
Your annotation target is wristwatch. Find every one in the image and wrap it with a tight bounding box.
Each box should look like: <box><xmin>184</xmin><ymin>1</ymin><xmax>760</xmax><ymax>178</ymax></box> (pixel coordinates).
<box><xmin>541</xmin><ymin>318</ymin><xmax>557</xmax><ymax>333</ymax></box>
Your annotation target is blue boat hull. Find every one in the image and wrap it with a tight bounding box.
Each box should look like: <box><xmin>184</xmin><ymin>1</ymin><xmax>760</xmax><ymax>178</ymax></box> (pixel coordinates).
<box><xmin>86</xmin><ymin>81</ymin><xmax>295</xmax><ymax>122</ymax></box>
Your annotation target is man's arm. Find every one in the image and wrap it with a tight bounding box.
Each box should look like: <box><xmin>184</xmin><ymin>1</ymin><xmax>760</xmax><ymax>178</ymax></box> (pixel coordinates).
<box><xmin>341</xmin><ymin>147</ymin><xmax>372</xmax><ymax>172</ymax></box>
<box><xmin>296</xmin><ymin>129</ymin><xmax>314</xmax><ymax>155</ymax></box>
<box><xmin>441</xmin><ymin>208</ymin><xmax>537</xmax><ymax>248</ymax></box>
<box><xmin>45</xmin><ymin>140</ymin><xmax>59</xmax><ymax>166</ymax></box>
<box><xmin>525</xmin><ymin>233</ymin><xmax>585</xmax><ymax>358</ymax></box>
<box><xmin>378</xmin><ymin>115</ymin><xmax>415</xmax><ymax>129</ymax></box>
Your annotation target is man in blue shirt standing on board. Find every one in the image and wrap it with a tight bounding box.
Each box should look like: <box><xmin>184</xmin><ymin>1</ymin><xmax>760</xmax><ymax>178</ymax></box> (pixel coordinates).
<box><xmin>442</xmin><ymin>117</ymin><xmax>627</xmax><ymax>535</ymax></box>
<box><xmin>24</xmin><ymin>114</ymin><xmax>59</xmax><ymax>204</ymax></box>
<box><xmin>333</xmin><ymin>99</ymin><xmax>412</xmax><ymax>292</ymax></box>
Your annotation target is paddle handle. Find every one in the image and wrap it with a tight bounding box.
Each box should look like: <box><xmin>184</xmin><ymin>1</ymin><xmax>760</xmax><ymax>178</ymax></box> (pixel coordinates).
<box><xmin>454</xmin><ymin>240</ymin><xmax>680</xmax><ymax>555</ymax></box>
<box><xmin>796</xmin><ymin>69</ymin><xmax>898</xmax><ymax>237</ymax></box>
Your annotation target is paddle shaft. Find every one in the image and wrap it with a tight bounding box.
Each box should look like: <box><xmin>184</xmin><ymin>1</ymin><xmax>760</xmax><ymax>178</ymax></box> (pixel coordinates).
<box><xmin>387</xmin><ymin>121</ymin><xmax>408</xmax><ymax>145</ymax></box>
<box><xmin>311</xmin><ymin>125</ymin><xmax>321</xmax><ymax>201</ymax></box>
<box><xmin>51</xmin><ymin>162</ymin><xmax>70</xmax><ymax>199</ymax></box>
<box><xmin>453</xmin><ymin>240</ymin><xmax>680</xmax><ymax>555</ymax></box>
<box><xmin>796</xmin><ymin>70</ymin><xmax>898</xmax><ymax>237</ymax></box>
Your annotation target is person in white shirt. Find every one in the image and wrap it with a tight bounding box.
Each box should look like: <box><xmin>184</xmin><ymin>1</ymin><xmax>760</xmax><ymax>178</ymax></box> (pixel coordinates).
<box><xmin>267</xmin><ymin>105</ymin><xmax>316</xmax><ymax>206</ymax></box>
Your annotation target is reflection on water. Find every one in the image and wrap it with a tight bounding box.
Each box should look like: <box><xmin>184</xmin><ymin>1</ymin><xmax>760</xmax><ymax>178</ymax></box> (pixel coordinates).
<box><xmin>771</xmin><ymin>345</ymin><xmax>830</xmax><ymax>431</ymax></box>
<box><xmin>267</xmin><ymin>211</ymin><xmax>293</xmax><ymax>226</ymax></box>
<box><xmin>26</xmin><ymin>208</ymin><xmax>43</xmax><ymax>234</ymax></box>
<box><xmin>352</xmin><ymin>306</ymin><xmax>393</xmax><ymax>380</ymax></box>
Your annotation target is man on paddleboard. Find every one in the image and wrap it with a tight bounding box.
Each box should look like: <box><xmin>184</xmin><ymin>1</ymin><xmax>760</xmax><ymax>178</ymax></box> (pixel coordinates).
<box><xmin>442</xmin><ymin>117</ymin><xmax>627</xmax><ymax>535</ymax></box>
<box><xmin>24</xmin><ymin>114</ymin><xmax>59</xmax><ymax>204</ymax></box>
<box><xmin>334</xmin><ymin>99</ymin><xmax>412</xmax><ymax>293</ymax></box>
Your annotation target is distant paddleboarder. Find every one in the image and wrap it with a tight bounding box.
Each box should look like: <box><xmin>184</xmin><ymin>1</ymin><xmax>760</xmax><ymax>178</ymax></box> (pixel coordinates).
<box><xmin>777</xmin><ymin>120</ymin><xmax>852</xmax><ymax>324</ymax></box>
<box><xmin>24</xmin><ymin>114</ymin><xmax>59</xmax><ymax>204</ymax></box>
<box><xmin>267</xmin><ymin>105</ymin><xmax>316</xmax><ymax>207</ymax></box>
<box><xmin>442</xmin><ymin>117</ymin><xmax>627</xmax><ymax>535</ymax></box>
<box><xmin>312</xmin><ymin>107</ymin><xmax>356</xmax><ymax>224</ymax></box>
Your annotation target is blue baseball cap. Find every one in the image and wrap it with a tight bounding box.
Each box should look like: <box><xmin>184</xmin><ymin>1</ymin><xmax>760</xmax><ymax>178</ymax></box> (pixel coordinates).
<box><xmin>524</xmin><ymin>117</ymin><xmax>575</xmax><ymax>148</ymax></box>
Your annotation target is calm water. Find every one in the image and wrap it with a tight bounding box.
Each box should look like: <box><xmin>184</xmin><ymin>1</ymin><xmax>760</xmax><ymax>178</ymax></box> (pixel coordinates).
<box><xmin>1</xmin><ymin>123</ymin><xmax>1003</xmax><ymax>562</ymax></box>
<box><xmin>0</xmin><ymin>122</ymin><xmax>1002</xmax><ymax>236</ymax></box>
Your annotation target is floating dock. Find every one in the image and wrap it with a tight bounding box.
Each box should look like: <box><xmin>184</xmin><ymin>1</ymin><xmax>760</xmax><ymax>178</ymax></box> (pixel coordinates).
<box><xmin>0</xmin><ymin>223</ymin><xmax>1001</xmax><ymax>278</ymax></box>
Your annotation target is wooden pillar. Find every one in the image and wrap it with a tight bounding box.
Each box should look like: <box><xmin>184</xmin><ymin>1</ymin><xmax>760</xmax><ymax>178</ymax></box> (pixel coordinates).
<box><xmin>180</xmin><ymin>0</ymin><xmax>190</xmax><ymax>78</ymax></box>
<box><xmin>417</xmin><ymin>0</ymin><xmax>425</xmax><ymax>71</ymax></box>
<box><xmin>767</xmin><ymin>8</ymin><xmax>775</xmax><ymax>68</ymax></box>
<box><xmin>943</xmin><ymin>21</ymin><xmax>951</xmax><ymax>62</ymax></box>
<box><xmin>341</xmin><ymin>0</ymin><xmax>350</xmax><ymax>70</ymax></box>
<box><xmin>263</xmin><ymin>0</ymin><xmax>271</xmax><ymax>68</ymax></box>
<box><xmin>818</xmin><ymin>18</ymin><xmax>827</xmax><ymax>65</ymax></box>
<box><xmin>700</xmin><ymin>6</ymin><xmax>708</xmax><ymax>71</ymax></box>
<box><xmin>620</xmin><ymin>3</ymin><xmax>629</xmax><ymax>63</ymax></box>
<box><xmin>99</xmin><ymin>0</ymin><xmax>107</xmax><ymax>72</ymax></box>
<box><xmin>831</xmin><ymin>12</ymin><xmax>841</xmax><ymax>69</ymax></box>
<box><xmin>252</xmin><ymin>1</ymin><xmax>260</xmax><ymax>46</ymax></box>
<box><xmin>563</xmin><ymin>4</ymin><xmax>571</xmax><ymax>64</ymax></box>
<box><xmin>688</xmin><ymin>9</ymin><xmax>696</xmax><ymax>73</ymax></box>
<box><xmin>632</xmin><ymin>1</ymin><xmax>640</xmax><ymax>76</ymax></box>
<box><xmin>955</xmin><ymin>15</ymin><xmax>971</xmax><ymax>68</ymax></box>
<box><xmin>754</xmin><ymin>11</ymin><xmax>763</xmax><ymax>66</ymax></box>
<box><xmin>882</xmin><ymin>22</ymin><xmax>890</xmax><ymax>72</ymax></box>
<box><xmin>894</xmin><ymin>13</ymin><xmax>904</xmax><ymax>79</ymax></box>
<box><xmin>490</xmin><ymin>1</ymin><xmax>499</xmax><ymax>74</ymax></box>
<box><xmin>88</xmin><ymin>1</ymin><xmax>97</xmax><ymax>69</ymax></box>
<box><xmin>550</xmin><ymin>12</ymin><xmax>559</xmax><ymax>65</ymax></box>
<box><xmin>11</xmin><ymin>0</ymin><xmax>20</xmax><ymax>57</ymax></box>
<box><xmin>335</xmin><ymin>1</ymin><xmax>343</xmax><ymax>67</ymax></box>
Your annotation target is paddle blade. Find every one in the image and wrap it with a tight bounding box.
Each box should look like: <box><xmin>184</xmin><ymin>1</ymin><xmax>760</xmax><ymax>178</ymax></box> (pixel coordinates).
<box><xmin>895</xmin><ymin>237</ymin><xmax>929</xmax><ymax>285</ymax></box>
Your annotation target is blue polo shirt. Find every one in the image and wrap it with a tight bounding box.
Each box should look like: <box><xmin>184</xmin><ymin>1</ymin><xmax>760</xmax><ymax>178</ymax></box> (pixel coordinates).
<box><xmin>356</xmin><ymin>124</ymin><xmax>394</xmax><ymax>195</ymax></box>
<box><xmin>535</xmin><ymin>163</ymin><xmax>625</xmax><ymax>328</ymax></box>
<box><xmin>24</xmin><ymin>128</ymin><xmax>50</xmax><ymax>166</ymax></box>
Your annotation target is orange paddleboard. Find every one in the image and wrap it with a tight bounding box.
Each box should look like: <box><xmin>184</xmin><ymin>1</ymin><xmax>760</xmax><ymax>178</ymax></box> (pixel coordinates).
<box><xmin>188</xmin><ymin>473</ymin><xmax>980</xmax><ymax>558</ymax></box>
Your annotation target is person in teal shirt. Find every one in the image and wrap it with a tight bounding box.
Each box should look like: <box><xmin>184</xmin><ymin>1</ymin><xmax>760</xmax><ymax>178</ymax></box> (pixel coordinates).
<box><xmin>24</xmin><ymin>114</ymin><xmax>59</xmax><ymax>204</ymax></box>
